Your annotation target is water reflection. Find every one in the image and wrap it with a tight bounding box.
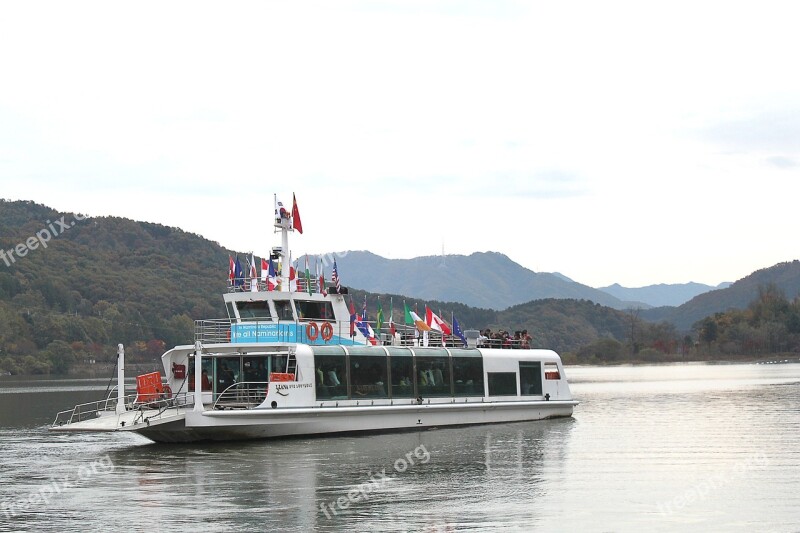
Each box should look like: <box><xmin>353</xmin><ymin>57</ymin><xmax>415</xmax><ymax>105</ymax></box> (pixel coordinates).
<box><xmin>94</xmin><ymin>420</ymin><xmax>573</xmax><ymax>531</ymax></box>
<box><xmin>3</xmin><ymin>364</ymin><xmax>799</xmax><ymax>532</ymax></box>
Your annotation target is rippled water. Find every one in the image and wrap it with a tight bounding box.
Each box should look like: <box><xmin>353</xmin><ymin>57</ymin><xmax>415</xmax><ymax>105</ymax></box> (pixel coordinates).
<box><xmin>1</xmin><ymin>363</ymin><xmax>799</xmax><ymax>532</ymax></box>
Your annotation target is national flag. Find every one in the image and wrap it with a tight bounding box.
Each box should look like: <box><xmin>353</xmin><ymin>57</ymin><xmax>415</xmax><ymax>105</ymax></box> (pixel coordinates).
<box><xmin>404</xmin><ymin>302</ymin><xmax>413</xmax><ymax>326</ymax></box>
<box><xmin>228</xmin><ymin>255</ymin><xmax>235</xmax><ymax>284</ymax></box>
<box><xmin>410</xmin><ymin>309</ymin><xmax>431</xmax><ymax>331</ymax></box>
<box><xmin>425</xmin><ymin>306</ymin><xmax>452</xmax><ymax>335</ymax></box>
<box><xmin>260</xmin><ymin>258</ymin><xmax>268</xmax><ymax>283</ymax></box>
<box><xmin>357</xmin><ymin>296</ymin><xmax>377</xmax><ymax>345</ymax></box>
<box><xmin>305</xmin><ymin>255</ymin><xmax>312</xmax><ymax>295</ymax></box>
<box><xmin>452</xmin><ymin>315</ymin><xmax>468</xmax><ymax>347</ymax></box>
<box><xmin>275</xmin><ymin>196</ymin><xmax>290</xmax><ymax>223</ymax></box>
<box><xmin>292</xmin><ymin>193</ymin><xmax>303</xmax><ymax>234</ymax></box>
<box><xmin>349</xmin><ymin>298</ymin><xmax>357</xmax><ymax>337</ymax></box>
<box><xmin>376</xmin><ymin>299</ymin><xmax>384</xmax><ymax>336</ymax></box>
<box><xmin>316</xmin><ymin>260</ymin><xmax>327</xmax><ymax>296</ymax></box>
<box><xmin>288</xmin><ymin>252</ymin><xmax>297</xmax><ymax>292</ymax></box>
<box><xmin>234</xmin><ymin>256</ymin><xmax>244</xmax><ymax>287</ymax></box>
<box><xmin>268</xmin><ymin>259</ymin><xmax>277</xmax><ymax>291</ymax></box>
<box><xmin>249</xmin><ymin>255</ymin><xmax>258</xmax><ymax>292</ymax></box>
<box><xmin>389</xmin><ymin>297</ymin><xmax>396</xmax><ymax>336</ymax></box>
<box><xmin>331</xmin><ymin>258</ymin><xmax>341</xmax><ymax>293</ymax></box>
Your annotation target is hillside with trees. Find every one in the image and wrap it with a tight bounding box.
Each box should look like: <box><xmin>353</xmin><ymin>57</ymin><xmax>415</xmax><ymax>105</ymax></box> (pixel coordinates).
<box><xmin>642</xmin><ymin>261</ymin><xmax>800</xmax><ymax>330</ymax></box>
<box><xmin>0</xmin><ymin>200</ymin><xmax>796</xmax><ymax>375</ymax></box>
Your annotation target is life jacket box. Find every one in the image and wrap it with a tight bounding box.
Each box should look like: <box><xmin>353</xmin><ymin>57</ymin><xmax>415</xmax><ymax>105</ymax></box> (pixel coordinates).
<box><xmin>136</xmin><ymin>371</ymin><xmax>165</xmax><ymax>402</ymax></box>
<box><xmin>270</xmin><ymin>372</ymin><xmax>295</xmax><ymax>382</ymax></box>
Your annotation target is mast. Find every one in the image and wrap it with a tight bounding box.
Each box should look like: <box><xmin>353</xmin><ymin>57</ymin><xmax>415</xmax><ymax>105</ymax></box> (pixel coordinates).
<box><xmin>274</xmin><ymin>194</ymin><xmax>293</xmax><ymax>292</ymax></box>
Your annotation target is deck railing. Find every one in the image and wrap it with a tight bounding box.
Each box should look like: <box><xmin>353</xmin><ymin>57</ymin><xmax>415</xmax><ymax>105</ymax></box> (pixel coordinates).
<box><xmin>51</xmin><ymin>390</ymin><xmax>194</xmax><ymax>428</ymax></box>
<box><xmin>212</xmin><ymin>382</ymin><xmax>269</xmax><ymax>409</ymax></box>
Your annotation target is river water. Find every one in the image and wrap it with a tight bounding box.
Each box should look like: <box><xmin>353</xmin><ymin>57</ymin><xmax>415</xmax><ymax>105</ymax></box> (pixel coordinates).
<box><xmin>1</xmin><ymin>363</ymin><xmax>798</xmax><ymax>532</ymax></box>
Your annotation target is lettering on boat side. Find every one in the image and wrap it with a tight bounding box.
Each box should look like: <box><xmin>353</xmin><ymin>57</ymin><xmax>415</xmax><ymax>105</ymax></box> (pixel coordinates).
<box><xmin>319</xmin><ymin>444</ymin><xmax>430</xmax><ymax>520</ymax></box>
<box><xmin>274</xmin><ymin>383</ymin><xmax>312</xmax><ymax>390</ymax></box>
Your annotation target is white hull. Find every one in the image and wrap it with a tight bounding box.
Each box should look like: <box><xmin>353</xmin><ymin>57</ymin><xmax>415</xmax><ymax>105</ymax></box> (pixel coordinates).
<box><xmin>52</xmin><ymin>400</ymin><xmax>576</xmax><ymax>443</ymax></box>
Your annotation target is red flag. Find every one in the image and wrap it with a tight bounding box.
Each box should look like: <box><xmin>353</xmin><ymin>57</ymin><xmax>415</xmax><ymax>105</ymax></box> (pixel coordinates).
<box><xmin>228</xmin><ymin>255</ymin><xmax>235</xmax><ymax>283</ymax></box>
<box><xmin>349</xmin><ymin>298</ymin><xmax>356</xmax><ymax>337</ymax></box>
<box><xmin>292</xmin><ymin>193</ymin><xmax>303</xmax><ymax>234</ymax></box>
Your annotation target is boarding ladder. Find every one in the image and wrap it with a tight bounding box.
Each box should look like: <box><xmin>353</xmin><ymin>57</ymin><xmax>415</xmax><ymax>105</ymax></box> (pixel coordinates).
<box><xmin>285</xmin><ymin>350</ymin><xmax>298</xmax><ymax>380</ymax></box>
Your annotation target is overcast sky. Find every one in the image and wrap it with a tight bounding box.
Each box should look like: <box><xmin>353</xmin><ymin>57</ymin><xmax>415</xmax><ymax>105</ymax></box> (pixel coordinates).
<box><xmin>1</xmin><ymin>1</ymin><xmax>798</xmax><ymax>288</ymax></box>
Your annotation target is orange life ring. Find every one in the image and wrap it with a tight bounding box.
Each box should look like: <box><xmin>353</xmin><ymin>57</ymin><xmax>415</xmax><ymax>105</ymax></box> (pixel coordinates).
<box><xmin>306</xmin><ymin>321</ymin><xmax>319</xmax><ymax>341</ymax></box>
<box><xmin>320</xmin><ymin>321</ymin><xmax>334</xmax><ymax>342</ymax></box>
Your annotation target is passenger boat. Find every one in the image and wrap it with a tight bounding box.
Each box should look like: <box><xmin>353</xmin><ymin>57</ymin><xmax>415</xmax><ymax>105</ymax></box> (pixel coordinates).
<box><xmin>50</xmin><ymin>197</ymin><xmax>578</xmax><ymax>443</ymax></box>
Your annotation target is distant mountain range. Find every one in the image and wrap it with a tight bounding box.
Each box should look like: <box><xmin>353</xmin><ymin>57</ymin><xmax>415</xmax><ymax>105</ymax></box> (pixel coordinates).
<box><xmin>319</xmin><ymin>250</ymin><xmax>728</xmax><ymax>310</ymax></box>
<box><xmin>597</xmin><ymin>281</ymin><xmax>732</xmax><ymax>308</ymax></box>
<box><xmin>641</xmin><ymin>260</ymin><xmax>800</xmax><ymax>330</ymax></box>
<box><xmin>320</xmin><ymin>250</ymin><xmax>634</xmax><ymax>311</ymax></box>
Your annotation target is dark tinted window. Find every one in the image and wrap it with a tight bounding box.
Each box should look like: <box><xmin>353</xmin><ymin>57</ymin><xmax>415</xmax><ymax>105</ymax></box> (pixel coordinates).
<box><xmin>487</xmin><ymin>372</ymin><xmax>517</xmax><ymax>396</ymax></box>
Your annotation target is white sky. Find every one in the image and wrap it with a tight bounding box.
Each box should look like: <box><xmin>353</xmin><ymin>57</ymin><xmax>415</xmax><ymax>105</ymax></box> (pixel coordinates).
<box><xmin>1</xmin><ymin>1</ymin><xmax>798</xmax><ymax>288</ymax></box>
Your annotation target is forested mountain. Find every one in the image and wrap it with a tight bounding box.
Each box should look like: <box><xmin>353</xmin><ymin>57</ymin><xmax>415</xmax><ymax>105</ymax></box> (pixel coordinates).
<box><xmin>641</xmin><ymin>261</ymin><xmax>800</xmax><ymax>330</ymax></box>
<box><xmin>0</xmin><ymin>200</ymin><xmax>229</xmax><ymax>373</ymax></box>
<box><xmin>1</xmin><ymin>200</ymin><xmax>795</xmax><ymax>374</ymax></box>
<box><xmin>322</xmin><ymin>250</ymin><xmax>629</xmax><ymax>310</ymax></box>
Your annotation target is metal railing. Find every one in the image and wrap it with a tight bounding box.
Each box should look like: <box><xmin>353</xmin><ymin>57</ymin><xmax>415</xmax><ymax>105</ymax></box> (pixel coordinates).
<box><xmin>212</xmin><ymin>382</ymin><xmax>269</xmax><ymax>409</ymax></box>
<box><xmin>51</xmin><ymin>390</ymin><xmax>193</xmax><ymax>428</ymax></box>
<box><xmin>226</xmin><ymin>276</ymin><xmax>330</xmax><ymax>294</ymax></box>
<box><xmin>194</xmin><ymin>317</ymin><xmax>471</xmax><ymax>347</ymax></box>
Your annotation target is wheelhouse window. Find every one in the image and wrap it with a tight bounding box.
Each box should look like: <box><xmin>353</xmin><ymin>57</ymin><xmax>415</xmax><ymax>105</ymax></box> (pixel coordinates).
<box><xmin>349</xmin><ymin>346</ymin><xmax>388</xmax><ymax>399</ymax></box>
<box><xmin>387</xmin><ymin>347</ymin><xmax>414</xmax><ymax>399</ymax></box>
<box><xmin>226</xmin><ymin>302</ymin><xmax>236</xmax><ymax>319</ymax></box>
<box><xmin>544</xmin><ymin>362</ymin><xmax>561</xmax><ymax>380</ymax></box>
<box><xmin>295</xmin><ymin>300</ymin><xmax>335</xmax><ymax>321</ymax></box>
<box><xmin>415</xmin><ymin>348</ymin><xmax>451</xmax><ymax>398</ymax></box>
<box><xmin>313</xmin><ymin>346</ymin><xmax>347</xmax><ymax>400</ymax></box>
<box><xmin>451</xmin><ymin>349</ymin><xmax>484</xmax><ymax>397</ymax></box>
<box><xmin>519</xmin><ymin>361</ymin><xmax>543</xmax><ymax>396</ymax></box>
<box><xmin>237</xmin><ymin>301</ymin><xmax>272</xmax><ymax>320</ymax></box>
<box><xmin>487</xmin><ymin>372</ymin><xmax>517</xmax><ymax>396</ymax></box>
<box><xmin>273</xmin><ymin>300</ymin><xmax>294</xmax><ymax>321</ymax></box>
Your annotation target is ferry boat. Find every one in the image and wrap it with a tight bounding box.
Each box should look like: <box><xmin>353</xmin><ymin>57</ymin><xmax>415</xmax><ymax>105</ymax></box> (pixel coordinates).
<box><xmin>50</xmin><ymin>197</ymin><xmax>578</xmax><ymax>443</ymax></box>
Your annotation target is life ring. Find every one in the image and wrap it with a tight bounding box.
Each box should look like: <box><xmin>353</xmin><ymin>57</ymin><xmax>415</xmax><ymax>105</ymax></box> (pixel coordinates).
<box><xmin>161</xmin><ymin>384</ymin><xmax>172</xmax><ymax>400</ymax></box>
<box><xmin>306</xmin><ymin>321</ymin><xmax>319</xmax><ymax>341</ymax></box>
<box><xmin>320</xmin><ymin>321</ymin><xmax>334</xmax><ymax>342</ymax></box>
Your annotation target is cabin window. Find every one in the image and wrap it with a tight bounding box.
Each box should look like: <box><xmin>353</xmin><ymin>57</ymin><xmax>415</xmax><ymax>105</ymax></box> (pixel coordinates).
<box><xmin>237</xmin><ymin>301</ymin><xmax>272</xmax><ymax>320</ymax></box>
<box><xmin>186</xmin><ymin>356</ymin><xmax>213</xmax><ymax>392</ymax></box>
<box><xmin>387</xmin><ymin>347</ymin><xmax>414</xmax><ymax>399</ymax></box>
<box><xmin>348</xmin><ymin>347</ymin><xmax>388</xmax><ymax>399</ymax></box>
<box><xmin>295</xmin><ymin>300</ymin><xmax>335</xmax><ymax>321</ymax></box>
<box><xmin>487</xmin><ymin>372</ymin><xmax>517</xmax><ymax>396</ymax></box>
<box><xmin>214</xmin><ymin>357</ymin><xmax>241</xmax><ymax>398</ymax></box>
<box><xmin>313</xmin><ymin>346</ymin><xmax>347</xmax><ymax>400</ymax></box>
<box><xmin>243</xmin><ymin>356</ymin><xmax>270</xmax><ymax>382</ymax></box>
<box><xmin>415</xmin><ymin>349</ymin><xmax>451</xmax><ymax>397</ymax></box>
<box><xmin>451</xmin><ymin>349</ymin><xmax>484</xmax><ymax>397</ymax></box>
<box><xmin>273</xmin><ymin>300</ymin><xmax>294</xmax><ymax>321</ymax></box>
<box><xmin>544</xmin><ymin>362</ymin><xmax>561</xmax><ymax>380</ymax></box>
<box><xmin>519</xmin><ymin>361</ymin><xmax>543</xmax><ymax>396</ymax></box>
<box><xmin>225</xmin><ymin>302</ymin><xmax>236</xmax><ymax>319</ymax></box>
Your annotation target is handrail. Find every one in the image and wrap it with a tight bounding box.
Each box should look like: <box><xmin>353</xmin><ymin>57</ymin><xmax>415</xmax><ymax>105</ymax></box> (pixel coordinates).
<box><xmin>194</xmin><ymin>317</ymin><xmax>469</xmax><ymax>347</ymax></box>
<box><xmin>226</xmin><ymin>276</ymin><xmax>329</xmax><ymax>294</ymax></box>
<box><xmin>212</xmin><ymin>381</ymin><xmax>269</xmax><ymax>410</ymax></box>
<box><xmin>51</xmin><ymin>390</ymin><xmax>194</xmax><ymax>428</ymax></box>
